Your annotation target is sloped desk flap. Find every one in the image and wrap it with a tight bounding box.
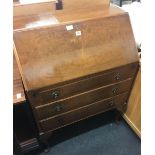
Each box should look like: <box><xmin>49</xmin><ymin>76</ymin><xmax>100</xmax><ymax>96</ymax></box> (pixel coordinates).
<box><xmin>14</xmin><ymin>6</ymin><xmax>139</xmax><ymax>91</ymax></box>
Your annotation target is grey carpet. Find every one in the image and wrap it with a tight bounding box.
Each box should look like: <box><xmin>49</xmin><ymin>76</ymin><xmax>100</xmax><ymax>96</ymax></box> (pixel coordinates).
<box><xmin>27</xmin><ymin>110</ymin><xmax>141</xmax><ymax>155</ymax></box>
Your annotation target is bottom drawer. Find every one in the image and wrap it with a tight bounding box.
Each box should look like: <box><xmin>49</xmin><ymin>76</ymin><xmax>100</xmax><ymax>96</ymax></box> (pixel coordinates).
<box><xmin>39</xmin><ymin>92</ymin><xmax>128</xmax><ymax>132</ymax></box>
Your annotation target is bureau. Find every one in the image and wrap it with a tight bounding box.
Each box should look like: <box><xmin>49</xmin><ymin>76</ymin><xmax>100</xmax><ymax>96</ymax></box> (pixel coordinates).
<box><xmin>13</xmin><ymin>2</ymin><xmax>139</xmax><ymax>145</ymax></box>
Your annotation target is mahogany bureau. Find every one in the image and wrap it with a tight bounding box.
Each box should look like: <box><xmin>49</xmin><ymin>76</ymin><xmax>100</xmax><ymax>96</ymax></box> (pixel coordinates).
<box><xmin>13</xmin><ymin>4</ymin><xmax>139</xmax><ymax>143</ymax></box>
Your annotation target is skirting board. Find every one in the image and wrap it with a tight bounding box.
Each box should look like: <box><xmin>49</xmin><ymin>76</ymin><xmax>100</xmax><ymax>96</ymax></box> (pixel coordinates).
<box><xmin>123</xmin><ymin>114</ymin><xmax>141</xmax><ymax>138</ymax></box>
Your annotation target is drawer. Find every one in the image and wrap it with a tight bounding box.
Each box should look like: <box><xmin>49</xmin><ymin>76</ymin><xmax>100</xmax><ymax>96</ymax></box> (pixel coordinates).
<box><xmin>36</xmin><ymin>79</ymin><xmax>132</xmax><ymax>120</ymax></box>
<box><xmin>39</xmin><ymin>92</ymin><xmax>128</xmax><ymax>132</ymax></box>
<box><xmin>34</xmin><ymin>63</ymin><xmax>137</xmax><ymax>106</ymax></box>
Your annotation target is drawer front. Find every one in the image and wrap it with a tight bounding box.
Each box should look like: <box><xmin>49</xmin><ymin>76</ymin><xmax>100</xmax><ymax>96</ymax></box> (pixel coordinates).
<box><xmin>35</xmin><ymin>64</ymin><xmax>137</xmax><ymax>106</ymax></box>
<box><xmin>36</xmin><ymin>79</ymin><xmax>132</xmax><ymax>120</ymax></box>
<box><xmin>39</xmin><ymin>93</ymin><xmax>128</xmax><ymax>132</ymax></box>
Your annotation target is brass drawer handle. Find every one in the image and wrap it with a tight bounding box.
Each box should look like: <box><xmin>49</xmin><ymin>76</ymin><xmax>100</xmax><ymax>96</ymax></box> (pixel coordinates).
<box><xmin>112</xmin><ymin>88</ymin><xmax>118</xmax><ymax>95</ymax></box>
<box><xmin>51</xmin><ymin>90</ymin><xmax>60</xmax><ymax>99</ymax></box>
<box><xmin>54</xmin><ymin>104</ymin><xmax>64</xmax><ymax>113</ymax></box>
<box><xmin>114</xmin><ymin>73</ymin><xmax>121</xmax><ymax>80</ymax></box>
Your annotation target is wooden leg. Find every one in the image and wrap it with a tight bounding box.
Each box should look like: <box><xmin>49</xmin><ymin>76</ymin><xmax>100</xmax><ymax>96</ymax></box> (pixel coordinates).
<box><xmin>115</xmin><ymin>111</ymin><xmax>122</xmax><ymax>124</ymax></box>
<box><xmin>43</xmin><ymin>141</ymin><xmax>50</xmax><ymax>153</ymax></box>
<box><xmin>39</xmin><ymin>132</ymin><xmax>53</xmax><ymax>153</ymax></box>
<box><xmin>115</xmin><ymin>102</ymin><xmax>128</xmax><ymax>124</ymax></box>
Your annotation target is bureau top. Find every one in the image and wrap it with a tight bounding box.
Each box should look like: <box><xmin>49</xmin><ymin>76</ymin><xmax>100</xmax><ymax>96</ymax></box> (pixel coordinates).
<box><xmin>13</xmin><ymin>0</ymin><xmax>110</xmax><ymax>17</ymax></box>
<box><xmin>14</xmin><ymin>4</ymin><xmax>122</xmax><ymax>30</ymax></box>
<box><xmin>14</xmin><ymin>5</ymin><xmax>139</xmax><ymax>91</ymax></box>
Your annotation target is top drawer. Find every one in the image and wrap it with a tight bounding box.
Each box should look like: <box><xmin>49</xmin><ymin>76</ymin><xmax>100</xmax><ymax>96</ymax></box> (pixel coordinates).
<box><xmin>31</xmin><ymin>63</ymin><xmax>137</xmax><ymax>106</ymax></box>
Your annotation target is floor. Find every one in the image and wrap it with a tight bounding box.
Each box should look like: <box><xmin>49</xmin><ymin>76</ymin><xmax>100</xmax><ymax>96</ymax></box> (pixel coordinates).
<box><xmin>26</xmin><ymin>110</ymin><xmax>141</xmax><ymax>155</ymax></box>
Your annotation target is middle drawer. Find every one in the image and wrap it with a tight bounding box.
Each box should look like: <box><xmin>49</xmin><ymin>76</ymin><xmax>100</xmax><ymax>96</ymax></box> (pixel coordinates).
<box><xmin>35</xmin><ymin>79</ymin><xmax>132</xmax><ymax>120</ymax></box>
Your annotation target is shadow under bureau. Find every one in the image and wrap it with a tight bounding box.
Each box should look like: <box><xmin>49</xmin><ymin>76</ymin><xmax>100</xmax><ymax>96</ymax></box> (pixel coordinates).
<box><xmin>13</xmin><ymin>4</ymin><xmax>139</xmax><ymax>144</ymax></box>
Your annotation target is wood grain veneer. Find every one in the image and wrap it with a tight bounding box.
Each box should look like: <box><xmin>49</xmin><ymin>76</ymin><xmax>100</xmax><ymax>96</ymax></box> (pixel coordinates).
<box><xmin>14</xmin><ymin>7</ymin><xmax>138</xmax><ymax>91</ymax></box>
<box><xmin>14</xmin><ymin>5</ymin><xmax>124</xmax><ymax>30</ymax></box>
<box><xmin>62</xmin><ymin>0</ymin><xmax>110</xmax><ymax>12</ymax></box>
<box><xmin>13</xmin><ymin>0</ymin><xmax>110</xmax><ymax>17</ymax></box>
<box><xmin>13</xmin><ymin>1</ymin><xmax>55</xmax><ymax>17</ymax></box>
<box><xmin>13</xmin><ymin>5</ymin><xmax>139</xmax><ymax>140</ymax></box>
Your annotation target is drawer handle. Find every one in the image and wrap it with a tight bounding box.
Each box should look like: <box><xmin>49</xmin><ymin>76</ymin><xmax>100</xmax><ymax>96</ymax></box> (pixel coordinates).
<box><xmin>54</xmin><ymin>104</ymin><xmax>63</xmax><ymax>112</ymax></box>
<box><xmin>114</xmin><ymin>73</ymin><xmax>121</xmax><ymax>80</ymax></box>
<box><xmin>107</xmin><ymin>101</ymin><xmax>114</xmax><ymax>107</ymax></box>
<box><xmin>57</xmin><ymin>119</ymin><xmax>64</xmax><ymax>125</ymax></box>
<box><xmin>51</xmin><ymin>90</ymin><xmax>60</xmax><ymax>99</ymax></box>
<box><xmin>112</xmin><ymin>88</ymin><xmax>118</xmax><ymax>95</ymax></box>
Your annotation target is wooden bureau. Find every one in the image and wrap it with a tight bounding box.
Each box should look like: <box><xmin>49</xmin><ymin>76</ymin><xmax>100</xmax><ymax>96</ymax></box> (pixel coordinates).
<box><xmin>13</xmin><ymin>2</ymin><xmax>139</xmax><ymax>143</ymax></box>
